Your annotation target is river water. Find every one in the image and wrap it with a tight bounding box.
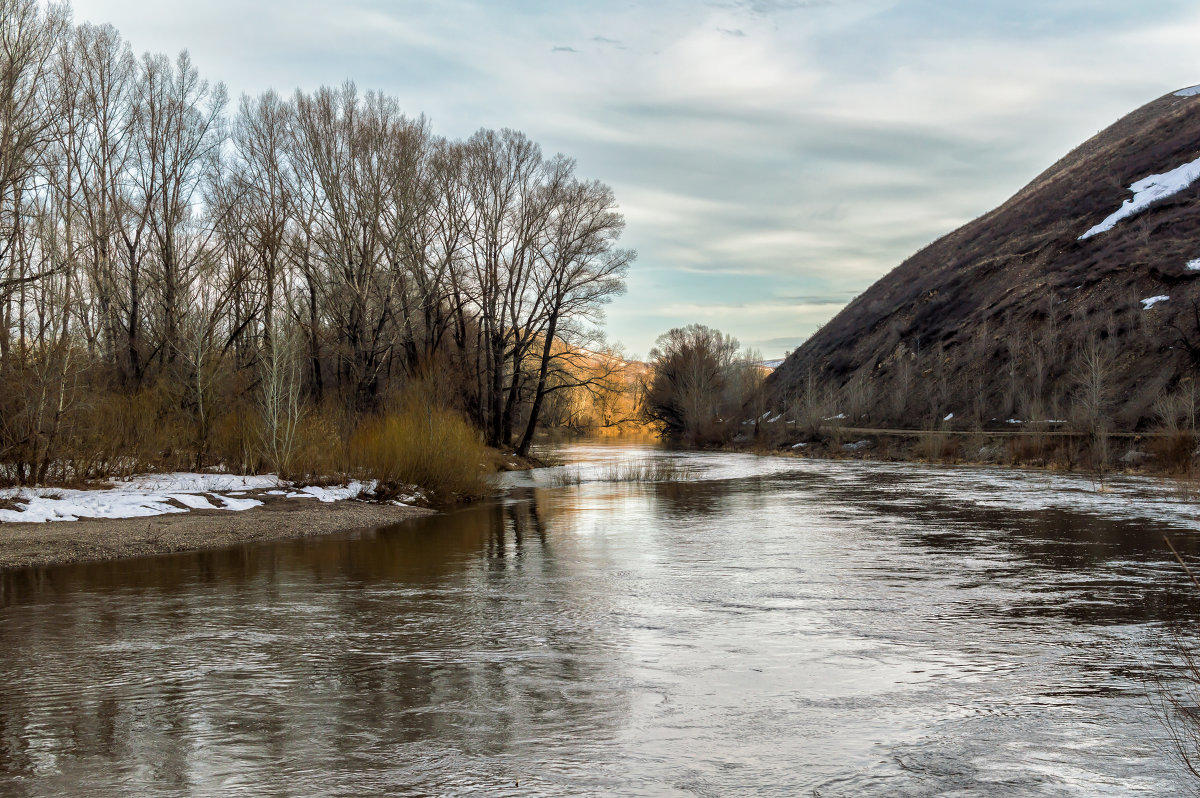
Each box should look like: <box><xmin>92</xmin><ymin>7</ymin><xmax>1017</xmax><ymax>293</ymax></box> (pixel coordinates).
<box><xmin>2</xmin><ymin>442</ymin><xmax>1200</xmax><ymax>796</ymax></box>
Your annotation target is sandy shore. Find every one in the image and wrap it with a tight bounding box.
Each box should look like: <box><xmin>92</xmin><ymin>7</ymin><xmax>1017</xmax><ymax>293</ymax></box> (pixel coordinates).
<box><xmin>0</xmin><ymin>494</ymin><xmax>434</xmax><ymax>571</ymax></box>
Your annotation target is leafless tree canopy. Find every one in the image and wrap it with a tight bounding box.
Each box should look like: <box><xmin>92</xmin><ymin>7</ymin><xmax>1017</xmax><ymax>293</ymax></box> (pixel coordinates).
<box><xmin>0</xmin><ymin>0</ymin><xmax>633</xmax><ymax>483</ymax></box>
<box><xmin>642</xmin><ymin>324</ymin><xmax>761</xmax><ymax>445</ymax></box>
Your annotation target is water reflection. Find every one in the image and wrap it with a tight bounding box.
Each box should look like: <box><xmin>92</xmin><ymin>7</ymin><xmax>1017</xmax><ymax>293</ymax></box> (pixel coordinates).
<box><xmin>1</xmin><ymin>444</ymin><xmax>1199</xmax><ymax>795</ymax></box>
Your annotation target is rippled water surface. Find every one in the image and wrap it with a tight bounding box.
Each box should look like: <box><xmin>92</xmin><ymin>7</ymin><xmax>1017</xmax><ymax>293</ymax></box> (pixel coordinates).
<box><xmin>3</xmin><ymin>443</ymin><xmax>1200</xmax><ymax>796</ymax></box>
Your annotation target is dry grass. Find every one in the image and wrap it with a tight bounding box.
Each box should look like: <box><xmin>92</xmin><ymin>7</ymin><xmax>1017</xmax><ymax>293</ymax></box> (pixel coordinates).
<box><xmin>548</xmin><ymin>468</ymin><xmax>584</xmax><ymax>487</ymax></box>
<box><xmin>1</xmin><ymin>375</ymin><xmax>496</xmax><ymax>503</ymax></box>
<box><xmin>1170</xmin><ymin>474</ymin><xmax>1200</xmax><ymax>502</ymax></box>
<box><xmin>600</xmin><ymin>459</ymin><xmax>697</xmax><ymax>483</ymax></box>
<box><xmin>278</xmin><ymin>411</ymin><xmax>346</xmax><ymax>481</ymax></box>
<box><xmin>60</xmin><ymin>383</ymin><xmax>192</xmax><ymax>481</ymax></box>
<box><xmin>347</xmin><ymin>401</ymin><xmax>493</xmax><ymax>502</ymax></box>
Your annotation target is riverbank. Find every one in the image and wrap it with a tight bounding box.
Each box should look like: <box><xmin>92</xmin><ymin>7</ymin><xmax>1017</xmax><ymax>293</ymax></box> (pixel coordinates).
<box><xmin>731</xmin><ymin>425</ymin><xmax>1187</xmax><ymax>478</ymax></box>
<box><xmin>0</xmin><ymin>494</ymin><xmax>434</xmax><ymax>571</ymax></box>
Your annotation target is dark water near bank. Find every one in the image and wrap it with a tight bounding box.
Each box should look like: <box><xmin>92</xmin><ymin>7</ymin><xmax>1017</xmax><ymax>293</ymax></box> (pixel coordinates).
<box><xmin>2</xmin><ymin>443</ymin><xmax>1200</xmax><ymax>796</ymax></box>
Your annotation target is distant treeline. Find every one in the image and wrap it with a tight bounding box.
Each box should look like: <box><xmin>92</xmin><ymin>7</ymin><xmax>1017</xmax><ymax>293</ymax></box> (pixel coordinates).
<box><xmin>0</xmin><ymin>0</ymin><xmax>634</xmax><ymax>485</ymax></box>
<box><xmin>639</xmin><ymin>314</ymin><xmax>1200</xmax><ymax>477</ymax></box>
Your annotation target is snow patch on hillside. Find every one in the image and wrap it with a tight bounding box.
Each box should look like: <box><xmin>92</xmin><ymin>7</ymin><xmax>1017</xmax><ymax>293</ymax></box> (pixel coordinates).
<box><xmin>1187</xmin><ymin>258</ymin><xmax>1200</xmax><ymax>271</ymax></box>
<box><xmin>1176</xmin><ymin>85</ymin><xmax>1200</xmax><ymax>97</ymax></box>
<box><xmin>1141</xmin><ymin>295</ymin><xmax>1169</xmax><ymax>309</ymax></box>
<box><xmin>1079</xmin><ymin>154</ymin><xmax>1200</xmax><ymax>240</ymax></box>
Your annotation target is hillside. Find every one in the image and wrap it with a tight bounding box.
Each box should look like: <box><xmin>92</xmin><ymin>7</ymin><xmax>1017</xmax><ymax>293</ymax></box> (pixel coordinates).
<box><xmin>768</xmin><ymin>85</ymin><xmax>1200</xmax><ymax>431</ymax></box>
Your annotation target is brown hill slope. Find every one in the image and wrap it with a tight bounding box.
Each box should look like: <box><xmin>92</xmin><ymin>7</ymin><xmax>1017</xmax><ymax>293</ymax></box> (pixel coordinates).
<box><xmin>768</xmin><ymin>86</ymin><xmax>1200</xmax><ymax>430</ymax></box>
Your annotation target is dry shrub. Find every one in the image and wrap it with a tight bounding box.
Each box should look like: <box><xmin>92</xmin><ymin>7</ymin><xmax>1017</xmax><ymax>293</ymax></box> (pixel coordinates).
<box><xmin>1051</xmin><ymin>439</ymin><xmax>1081</xmax><ymax>471</ymax></box>
<box><xmin>210</xmin><ymin>398</ymin><xmax>260</xmax><ymax>475</ymax></box>
<box><xmin>72</xmin><ymin>383</ymin><xmax>192</xmax><ymax>479</ymax></box>
<box><xmin>918</xmin><ymin>429</ymin><xmax>945</xmax><ymax>461</ymax></box>
<box><xmin>755</xmin><ymin>419</ymin><xmax>789</xmax><ymax>450</ymax></box>
<box><xmin>1009</xmin><ymin>433</ymin><xmax>1048</xmax><ymax>465</ymax></box>
<box><xmin>347</xmin><ymin>400</ymin><xmax>492</xmax><ymax>501</ymax></box>
<box><xmin>286</xmin><ymin>411</ymin><xmax>346</xmax><ymax>482</ymax></box>
<box><xmin>1153</xmin><ymin>548</ymin><xmax>1200</xmax><ymax>788</ymax></box>
<box><xmin>1155</xmin><ymin>632</ymin><xmax>1200</xmax><ymax>785</ymax></box>
<box><xmin>1084</xmin><ymin>431</ymin><xmax>1113</xmax><ymax>487</ymax></box>
<box><xmin>1152</xmin><ymin>430</ymin><xmax>1196</xmax><ymax>476</ymax></box>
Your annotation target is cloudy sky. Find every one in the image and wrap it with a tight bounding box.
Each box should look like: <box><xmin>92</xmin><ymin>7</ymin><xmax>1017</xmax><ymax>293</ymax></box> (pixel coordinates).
<box><xmin>71</xmin><ymin>0</ymin><xmax>1200</xmax><ymax>358</ymax></box>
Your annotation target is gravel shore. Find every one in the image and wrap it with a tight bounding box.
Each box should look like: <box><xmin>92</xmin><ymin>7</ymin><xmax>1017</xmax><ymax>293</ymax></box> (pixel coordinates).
<box><xmin>0</xmin><ymin>494</ymin><xmax>434</xmax><ymax>571</ymax></box>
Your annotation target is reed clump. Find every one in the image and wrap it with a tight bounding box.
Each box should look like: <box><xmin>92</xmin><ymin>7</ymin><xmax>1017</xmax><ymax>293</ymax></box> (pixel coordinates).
<box><xmin>600</xmin><ymin>459</ymin><xmax>697</xmax><ymax>483</ymax></box>
<box><xmin>546</xmin><ymin>459</ymin><xmax>697</xmax><ymax>486</ymax></box>
<box><xmin>548</xmin><ymin>467</ymin><xmax>584</xmax><ymax>487</ymax></box>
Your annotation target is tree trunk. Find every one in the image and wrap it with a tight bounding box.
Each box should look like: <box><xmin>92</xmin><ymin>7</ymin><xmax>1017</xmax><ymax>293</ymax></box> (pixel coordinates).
<box><xmin>516</xmin><ymin>313</ymin><xmax>558</xmax><ymax>457</ymax></box>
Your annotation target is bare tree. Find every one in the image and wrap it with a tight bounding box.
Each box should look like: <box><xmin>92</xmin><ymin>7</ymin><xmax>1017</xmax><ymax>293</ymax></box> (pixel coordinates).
<box><xmin>211</xmin><ymin>90</ymin><xmax>293</xmax><ymax>366</ymax></box>
<box><xmin>791</xmin><ymin>367</ymin><xmax>832</xmax><ymax>440</ymax></box>
<box><xmin>0</xmin><ymin>0</ymin><xmax>68</xmax><ymax>356</ymax></box>
<box><xmin>1071</xmin><ymin>334</ymin><xmax>1115</xmax><ymax>485</ymax></box>
<box><xmin>891</xmin><ymin>343</ymin><xmax>913</xmax><ymax>421</ymax></box>
<box><xmin>257</xmin><ymin>312</ymin><xmax>305</xmax><ymax>475</ymax></box>
<box><xmin>462</xmin><ymin>127</ymin><xmax>546</xmax><ymax>445</ymax></box>
<box><xmin>288</xmin><ymin>83</ymin><xmax>423</xmax><ymax>411</ymax></box>
<box><xmin>135</xmin><ymin>50</ymin><xmax>227</xmax><ymax>373</ymax></box>
<box><xmin>515</xmin><ymin>167</ymin><xmax>632</xmax><ymax>456</ymax></box>
<box><xmin>643</xmin><ymin>324</ymin><xmax>741</xmax><ymax>444</ymax></box>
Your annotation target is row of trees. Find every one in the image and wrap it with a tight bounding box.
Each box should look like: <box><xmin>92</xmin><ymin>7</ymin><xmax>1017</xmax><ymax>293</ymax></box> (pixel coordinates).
<box><xmin>0</xmin><ymin>0</ymin><xmax>633</xmax><ymax>484</ymax></box>
<box><xmin>639</xmin><ymin>314</ymin><xmax>1199</xmax><ymax>471</ymax></box>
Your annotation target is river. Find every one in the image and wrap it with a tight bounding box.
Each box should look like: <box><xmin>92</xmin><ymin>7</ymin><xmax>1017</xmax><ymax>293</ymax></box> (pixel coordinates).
<box><xmin>2</xmin><ymin>442</ymin><xmax>1199</xmax><ymax>796</ymax></box>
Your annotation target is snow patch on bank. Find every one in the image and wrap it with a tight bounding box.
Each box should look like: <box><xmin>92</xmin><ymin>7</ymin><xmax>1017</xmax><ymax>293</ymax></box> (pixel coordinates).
<box><xmin>1079</xmin><ymin>154</ymin><xmax>1200</xmax><ymax>240</ymax></box>
<box><xmin>293</xmin><ymin>483</ymin><xmax>376</xmax><ymax>503</ymax></box>
<box><xmin>1141</xmin><ymin>295</ymin><xmax>1169</xmax><ymax>309</ymax></box>
<box><xmin>167</xmin><ymin>493</ymin><xmax>220</xmax><ymax>510</ymax></box>
<box><xmin>0</xmin><ymin>473</ymin><xmax>378</xmax><ymax>523</ymax></box>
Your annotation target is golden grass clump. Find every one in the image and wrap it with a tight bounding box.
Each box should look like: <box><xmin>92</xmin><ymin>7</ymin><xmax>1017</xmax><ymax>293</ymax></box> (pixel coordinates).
<box><xmin>348</xmin><ymin>401</ymin><xmax>493</xmax><ymax>502</ymax></box>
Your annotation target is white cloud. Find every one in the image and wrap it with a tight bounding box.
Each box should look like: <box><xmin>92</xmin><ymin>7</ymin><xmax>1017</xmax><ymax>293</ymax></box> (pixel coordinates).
<box><xmin>66</xmin><ymin>0</ymin><xmax>1200</xmax><ymax>358</ymax></box>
